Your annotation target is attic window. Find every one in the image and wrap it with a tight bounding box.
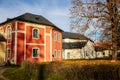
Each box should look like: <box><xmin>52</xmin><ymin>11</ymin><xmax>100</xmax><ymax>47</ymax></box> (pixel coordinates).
<box><xmin>35</xmin><ymin>17</ymin><xmax>40</xmax><ymax>20</ymax></box>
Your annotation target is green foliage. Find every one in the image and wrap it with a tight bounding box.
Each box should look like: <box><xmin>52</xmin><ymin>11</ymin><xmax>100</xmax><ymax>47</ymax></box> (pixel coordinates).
<box><xmin>3</xmin><ymin>60</ymin><xmax>120</xmax><ymax>80</ymax></box>
<box><xmin>3</xmin><ymin>61</ymin><xmax>39</xmax><ymax>80</ymax></box>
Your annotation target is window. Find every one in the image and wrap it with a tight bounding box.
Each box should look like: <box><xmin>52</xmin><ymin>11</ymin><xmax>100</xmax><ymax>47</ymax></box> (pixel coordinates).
<box><xmin>67</xmin><ymin>52</ymin><xmax>70</xmax><ymax>59</ymax></box>
<box><xmin>58</xmin><ymin>34</ymin><xmax>61</xmax><ymax>42</ymax></box>
<box><xmin>8</xmin><ymin>28</ymin><xmax>11</xmax><ymax>38</ymax></box>
<box><xmin>85</xmin><ymin>51</ymin><xmax>88</xmax><ymax>56</ymax></box>
<box><xmin>54</xmin><ymin>50</ymin><xmax>57</xmax><ymax>58</ymax></box>
<box><xmin>7</xmin><ymin>49</ymin><xmax>11</xmax><ymax>58</ymax></box>
<box><xmin>32</xmin><ymin>28</ymin><xmax>39</xmax><ymax>39</ymax></box>
<box><xmin>54</xmin><ymin>32</ymin><xmax>57</xmax><ymax>41</ymax></box>
<box><xmin>103</xmin><ymin>52</ymin><xmax>105</xmax><ymax>55</ymax></box>
<box><xmin>58</xmin><ymin>50</ymin><xmax>61</xmax><ymax>58</ymax></box>
<box><xmin>32</xmin><ymin>48</ymin><xmax>40</xmax><ymax>58</ymax></box>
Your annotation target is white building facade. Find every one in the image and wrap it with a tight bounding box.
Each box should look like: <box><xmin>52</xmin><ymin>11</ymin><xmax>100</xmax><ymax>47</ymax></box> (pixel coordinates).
<box><xmin>62</xmin><ymin>32</ymin><xmax>96</xmax><ymax>59</ymax></box>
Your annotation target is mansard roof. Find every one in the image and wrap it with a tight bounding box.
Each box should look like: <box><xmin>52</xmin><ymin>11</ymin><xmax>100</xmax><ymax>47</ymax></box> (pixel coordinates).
<box><xmin>0</xmin><ymin>13</ymin><xmax>62</xmax><ymax>31</ymax></box>
<box><xmin>63</xmin><ymin>42</ymin><xmax>87</xmax><ymax>49</ymax></box>
<box><xmin>63</xmin><ymin>32</ymin><xmax>93</xmax><ymax>41</ymax></box>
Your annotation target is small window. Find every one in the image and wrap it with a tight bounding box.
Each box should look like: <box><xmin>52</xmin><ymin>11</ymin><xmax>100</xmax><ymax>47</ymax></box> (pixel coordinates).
<box><xmin>8</xmin><ymin>28</ymin><xmax>11</xmax><ymax>38</ymax></box>
<box><xmin>58</xmin><ymin>50</ymin><xmax>61</xmax><ymax>58</ymax></box>
<box><xmin>32</xmin><ymin>48</ymin><xmax>40</xmax><ymax>58</ymax></box>
<box><xmin>85</xmin><ymin>51</ymin><xmax>88</xmax><ymax>56</ymax></box>
<box><xmin>67</xmin><ymin>52</ymin><xmax>70</xmax><ymax>59</ymax></box>
<box><xmin>54</xmin><ymin>50</ymin><xmax>57</xmax><ymax>58</ymax></box>
<box><xmin>58</xmin><ymin>34</ymin><xmax>61</xmax><ymax>42</ymax></box>
<box><xmin>7</xmin><ymin>49</ymin><xmax>11</xmax><ymax>58</ymax></box>
<box><xmin>32</xmin><ymin>28</ymin><xmax>39</xmax><ymax>39</ymax></box>
<box><xmin>54</xmin><ymin>32</ymin><xmax>57</xmax><ymax>41</ymax></box>
<box><xmin>103</xmin><ymin>52</ymin><xmax>105</xmax><ymax>55</ymax></box>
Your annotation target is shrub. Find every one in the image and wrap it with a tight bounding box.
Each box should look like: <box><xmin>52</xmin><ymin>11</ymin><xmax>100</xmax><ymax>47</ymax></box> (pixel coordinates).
<box><xmin>3</xmin><ymin>60</ymin><xmax>120</xmax><ymax>80</ymax></box>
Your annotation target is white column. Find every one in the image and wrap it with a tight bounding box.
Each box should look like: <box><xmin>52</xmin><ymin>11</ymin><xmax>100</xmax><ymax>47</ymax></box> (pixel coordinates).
<box><xmin>50</xmin><ymin>28</ymin><xmax>53</xmax><ymax>61</ymax></box>
<box><xmin>44</xmin><ymin>27</ymin><xmax>46</xmax><ymax>62</ymax></box>
<box><xmin>14</xmin><ymin>21</ymin><xmax>17</xmax><ymax>64</ymax></box>
<box><xmin>24</xmin><ymin>23</ymin><xmax>26</xmax><ymax>60</ymax></box>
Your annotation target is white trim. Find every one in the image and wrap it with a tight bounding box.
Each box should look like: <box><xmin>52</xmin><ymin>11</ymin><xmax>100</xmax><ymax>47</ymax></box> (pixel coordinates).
<box><xmin>46</xmin><ymin>33</ymin><xmax>50</xmax><ymax>36</ymax></box>
<box><xmin>6</xmin><ymin>43</ymin><xmax>11</xmax><ymax>45</ymax></box>
<box><xmin>14</xmin><ymin>21</ymin><xmax>17</xmax><ymax>64</ymax></box>
<box><xmin>32</xmin><ymin>48</ymin><xmax>40</xmax><ymax>58</ymax></box>
<box><xmin>50</xmin><ymin>28</ymin><xmax>53</xmax><ymax>61</ymax></box>
<box><xmin>32</xmin><ymin>28</ymin><xmax>39</xmax><ymax>39</ymax></box>
<box><xmin>24</xmin><ymin>23</ymin><xmax>26</xmax><ymax>60</ymax></box>
<box><xmin>44</xmin><ymin>27</ymin><xmax>46</xmax><ymax>62</ymax></box>
<box><xmin>26</xmin><ymin>43</ymin><xmax>44</xmax><ymax>46</ymax></box>
<box><xmin>12</xmin><ymin>30</ymin><xmax>25</xmax><ymax>33</ymax></box>
<box><xmin>25</xmin><ymin>23</ymin><xmax>46</xmax><ymax>28</ymax></box>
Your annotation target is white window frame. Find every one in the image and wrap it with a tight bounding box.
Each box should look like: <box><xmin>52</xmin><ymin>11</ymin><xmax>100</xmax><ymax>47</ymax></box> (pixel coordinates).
<box><xmin>32</xmin><ymin>48</ymin><xmax>40</xmax><ymax>58</ymax></box>
<box><xmin>32</xmin><ymin>28</ymin><xmax>39</xmax><ymax>39</ymax></box>
<box><xmin>58</xmin><ymin>50</ymin><xmax>61</xmax><ymax>58</ymax></box>
<box><xmin>54</xmin><ymin>32</ymin><xmax>57</xmax><ymax>41</ymax></box>
<box><xmin>54</xmin><ymin>50</ymin><xmax>57</xmax><ymax>58</ymax></box>
<box><xmin>67</xmin><ymin>52</ymin><xmax>70</xmax><ymax>59</ymax></box>
<box><xmin>58</xmin><ymin>34</ymin><xmax>61</xmax><ymax>42</ymax></box>
<box><xmin>8</xmin><ymin>27</ymin><xmax>11</xmax><ymax>39</ymax></box>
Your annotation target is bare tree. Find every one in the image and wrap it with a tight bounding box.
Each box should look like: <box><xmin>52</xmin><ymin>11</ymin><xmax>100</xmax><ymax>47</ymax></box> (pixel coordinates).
<box><xmin>70</xmin><ymin>0</ymin><xmax>120</xmax><ymax>60</ymax></box>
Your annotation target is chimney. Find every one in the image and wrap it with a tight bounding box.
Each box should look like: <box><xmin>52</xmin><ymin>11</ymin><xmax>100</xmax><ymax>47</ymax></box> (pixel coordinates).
<box><xmin>7</xmin><ymin>18</ymin><xmax>11</xmax><ymax>21</ymax></box>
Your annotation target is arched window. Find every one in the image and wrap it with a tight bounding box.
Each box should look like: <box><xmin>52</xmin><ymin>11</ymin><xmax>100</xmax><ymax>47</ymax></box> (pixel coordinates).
<box><xmin>32</xmin><ymin>28</ymin><xmax>39</xmax><ymax>39</ymax></box>
<box><xmin>8</xmin><ymin>28</ymin><xmax>11</xmax><ymax>38</ymax></box>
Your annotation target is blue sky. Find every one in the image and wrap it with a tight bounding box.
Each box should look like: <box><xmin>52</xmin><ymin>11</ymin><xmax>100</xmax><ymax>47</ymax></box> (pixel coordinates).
<box><xmin>0</xmin><ymin>0</ymin><xmax>71</xmax><ymax>31</ymax></box>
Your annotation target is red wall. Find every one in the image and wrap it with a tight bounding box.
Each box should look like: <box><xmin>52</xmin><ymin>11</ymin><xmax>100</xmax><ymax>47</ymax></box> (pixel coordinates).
<box><xmin>26</xmin><ymin>26</ymin><xmax>44</xmax><ymax>44</ymax></box>
<box><xmin>25</xmin><ymin>25</ymin><xmax>45</xmax><ymax>63</ymax></box>
<box><xmin>17</xmin><ymin>32</ymin><xmax>24</xmax><ymax>64</ymax></box>
<box><xmin>17</xmin><ymin>22</ymin><xmax>25</xmax><ymax>30</ymax></box>
<box><xmin>2</xmin><ymin>21</ymin><xmax>62</xmax><ymax>64</ymax></box>
<box><xmin>26</xmin><ymin>45</ymin><xmax>44</xmax><ymax>62</ymax></box>
<box><xmin>52</xmin><ymin>29</ymin><xmax>62</xmax><ymax>61</ymax></box>
<box><xmin>11</xmin><ymin>33</ymin><xmax>15</xmax><ymax>61</ymax></box>
<box><xmin>46</xmin><ymin>27</ymin><xmax>51</xmax><ymax>61</ymax></box>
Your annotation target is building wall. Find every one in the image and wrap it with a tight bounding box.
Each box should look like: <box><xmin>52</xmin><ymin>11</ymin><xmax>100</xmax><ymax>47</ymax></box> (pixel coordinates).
<box><xmin>0</xmin><ymin>42</ymin><xmax>6</xmax><ymax>62</ymax></box>
<box><xmin>96</xmin><ymin>50</ymin><xmax>111</xmax><ymax>58</ymax></box>
<box><xmin>46</xmin><ymin>26</ymin><xmax>51</xmax><ymax>61</ymax></box>
<box><xmin>63</xmin><ymin>40</ymin><xmax>96</xmax><ymax>59</ymax></box>
<box><xmin>83</xmin><ymin>41</ymin><xmax>96</xmax><ymax>59</ymax></box>
<box><xmin>52</xmin><ymin>29</ymin><xmax>62</xmax><ymax>61</ymax></box>
<box><xmin>63</xmin><ymin>49</ymin><xmax>83</xmax><ymax>59</ymax></box>
<box><xmin>0</xmin><ymin>20</ymin><xmax>62</xmax><ymax>64</ymax></box>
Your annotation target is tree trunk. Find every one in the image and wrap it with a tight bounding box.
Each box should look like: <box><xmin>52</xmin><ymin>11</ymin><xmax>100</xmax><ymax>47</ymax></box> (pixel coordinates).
<box><xmin>112</xmin><ymin>25</ymin><xmax>118</xmax><ymax>60</ymax></box>
<box><xmin>109</xmin><ymin>0</ymin><xmax>119</xmax><ymax>61</ymax></box>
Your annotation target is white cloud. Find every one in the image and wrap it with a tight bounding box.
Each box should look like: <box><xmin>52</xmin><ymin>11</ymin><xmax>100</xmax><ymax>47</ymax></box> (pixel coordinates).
<box><xmin>0</xmin><ymin>0</ymin><xmax>70</xmax><ymax>31</ymax></box>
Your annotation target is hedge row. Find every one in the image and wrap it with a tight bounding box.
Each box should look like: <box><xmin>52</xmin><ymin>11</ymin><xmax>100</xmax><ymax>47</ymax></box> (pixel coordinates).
<box><xmin>3</xmin><ymin>60</ymin><xmax>120</xmax><ymax>80</ymax></box>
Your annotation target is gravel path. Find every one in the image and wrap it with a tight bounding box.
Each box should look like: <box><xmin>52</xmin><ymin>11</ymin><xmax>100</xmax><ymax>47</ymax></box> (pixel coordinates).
<box><xmin>0</xmin><ymin>64</ymin><xmax>9</xmax><ymax>80</ymax></box>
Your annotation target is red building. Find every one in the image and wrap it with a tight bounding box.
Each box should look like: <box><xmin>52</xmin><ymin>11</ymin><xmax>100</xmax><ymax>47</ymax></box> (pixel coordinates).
<box><xmin>0</xmin><ymin>13</ymin><xmax>62</xmax><ymax>64</ymax></box>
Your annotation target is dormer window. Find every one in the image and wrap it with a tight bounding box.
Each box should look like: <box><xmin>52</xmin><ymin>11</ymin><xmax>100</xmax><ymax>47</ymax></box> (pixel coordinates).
<box><xmin>35</xmin><ymin>17</ymin><xmax>40</xmax><ymax>20</ymax></box>
<box><xmin>32</xmin><ymin>28</ymin><xmax>39</xmax><ymax>39</ymax></box>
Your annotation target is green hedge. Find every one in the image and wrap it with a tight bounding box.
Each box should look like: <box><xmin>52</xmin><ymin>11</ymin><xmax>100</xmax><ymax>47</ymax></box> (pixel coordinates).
<box><xmin>3</xmin><ymin>60</ymin><xmax>120</xmax><ymax>80</ymax></box>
